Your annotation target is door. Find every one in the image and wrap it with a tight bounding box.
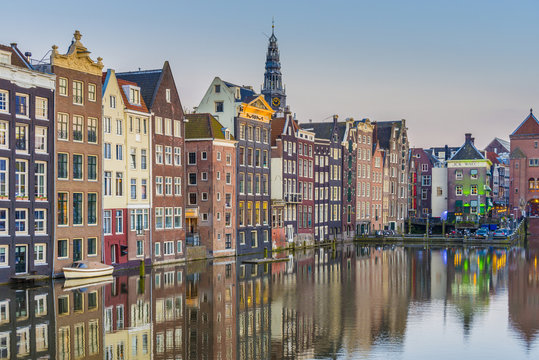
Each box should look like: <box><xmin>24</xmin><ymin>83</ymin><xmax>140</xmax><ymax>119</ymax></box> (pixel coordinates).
<box><xmin>111</xmin><ymin>245</ymin><xmax>117</xmax><ymax>264</ymax></box>
<box><xmin>15</xmin><ymin>245</ymin><xmax>27</xmax><ymax>274</ymax></box>
<box><xmin>73</xmin><ymin>239</ymin><xmax>82</xmax><ymax>261</ymax></box>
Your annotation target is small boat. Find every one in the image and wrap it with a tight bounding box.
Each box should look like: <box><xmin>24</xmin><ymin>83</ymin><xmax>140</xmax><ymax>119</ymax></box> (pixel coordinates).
<box><xmin>63</xmin><ymin>275</ymin><xmax>114</xmax><ymax>291</ymax></box>
<box><xmin>62</xmin><ymin>261</ymin><xmax>114</xmax><ymax>279</ymax></box>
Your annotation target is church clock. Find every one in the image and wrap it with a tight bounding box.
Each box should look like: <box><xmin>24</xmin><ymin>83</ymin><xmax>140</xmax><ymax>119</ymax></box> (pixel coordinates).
<box><xmin>272</xmin><ymin>97</ymin><xmax>281</xmax><ymax>107</ymax></box>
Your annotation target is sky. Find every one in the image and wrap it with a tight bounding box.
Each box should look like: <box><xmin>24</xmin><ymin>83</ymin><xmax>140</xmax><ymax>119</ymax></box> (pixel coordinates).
<box><xmin>3</xmin><ymin>0</ymin><xmax>539</xmax><ymax>148</ymax></box>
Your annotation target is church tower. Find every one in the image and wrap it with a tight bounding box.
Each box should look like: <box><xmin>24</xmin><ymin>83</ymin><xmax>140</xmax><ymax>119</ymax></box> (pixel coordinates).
<box><xmin>262</xmin><ymin>20</ymin><xmax>286</xmax><ymax>112</ymax></box>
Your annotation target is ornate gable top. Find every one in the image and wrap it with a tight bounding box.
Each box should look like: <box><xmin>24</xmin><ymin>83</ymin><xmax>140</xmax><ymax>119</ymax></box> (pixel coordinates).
<box><xmin>51</xmin><ymin>30</ymin><xmax>103</xmax><ymax>76</ymax></box>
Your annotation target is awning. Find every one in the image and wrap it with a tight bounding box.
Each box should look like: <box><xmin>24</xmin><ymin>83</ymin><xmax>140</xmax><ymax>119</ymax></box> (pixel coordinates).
<box><xmin>185</xmin><ymin>208</ymin><xmax>199</xmax><ymax>218</ymax></box>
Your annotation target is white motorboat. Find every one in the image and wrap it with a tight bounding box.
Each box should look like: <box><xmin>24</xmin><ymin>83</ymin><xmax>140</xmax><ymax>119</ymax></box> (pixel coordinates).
<box><xmin>62</xmin><ymin>261</ymin><xmax>114</xmax><ymax>279</ymax></box>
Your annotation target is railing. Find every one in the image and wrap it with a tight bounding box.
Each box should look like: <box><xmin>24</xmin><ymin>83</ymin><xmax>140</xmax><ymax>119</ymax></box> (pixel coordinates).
<box><xmin>284</xmin><ymin>193</ymin><xmax>302</xmax><ymax>203</ymax></box>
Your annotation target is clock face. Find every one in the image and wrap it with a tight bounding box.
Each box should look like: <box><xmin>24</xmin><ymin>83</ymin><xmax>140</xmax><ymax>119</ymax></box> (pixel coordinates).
<box><xmin>272</xmin><ymin>97</ymin><xmax>281</xmax><ymax>107</ymax></box>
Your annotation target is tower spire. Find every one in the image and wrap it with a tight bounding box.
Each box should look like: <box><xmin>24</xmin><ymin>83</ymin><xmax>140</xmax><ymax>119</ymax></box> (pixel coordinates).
<box><xmin>262</xmin><ymin>20</ymin><xmax>286</xmax><ymax>112</ymax></box>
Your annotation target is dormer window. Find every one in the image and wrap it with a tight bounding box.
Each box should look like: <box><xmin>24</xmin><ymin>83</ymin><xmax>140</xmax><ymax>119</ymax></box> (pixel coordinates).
<box><xmin>0</xmin><ymin>50</ymin><xmax>11</xmax><ymax>65</ymax></box>
<box><xmin>225</xmin><ymin>129</ymin><xmax>230</xmax><ymax>140</ymax></box>
<box><xmin>130</xmin><ymin>87</ymin><xmax>140</xmax><ymax>105</ymax></box>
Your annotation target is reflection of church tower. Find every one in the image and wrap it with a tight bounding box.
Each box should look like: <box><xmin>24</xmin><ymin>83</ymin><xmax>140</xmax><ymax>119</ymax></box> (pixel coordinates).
<box><xmin>262</xmin><ymin>20</ymin><xmax>286</xmax><ymax>112</ymax></box>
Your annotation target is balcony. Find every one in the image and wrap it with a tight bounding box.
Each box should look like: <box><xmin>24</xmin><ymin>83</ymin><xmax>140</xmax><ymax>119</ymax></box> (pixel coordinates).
<box><xmin>284</xmin><ymin>193</ymin><xmax>302</xmax><ymax>203</ymax></box>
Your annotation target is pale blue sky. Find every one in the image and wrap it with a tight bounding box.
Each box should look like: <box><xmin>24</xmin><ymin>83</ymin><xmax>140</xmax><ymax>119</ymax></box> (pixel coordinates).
<box><xmin>4</xmin><ymin>0</ymin><xmax>539</xmax><ymax>148</ymax></box>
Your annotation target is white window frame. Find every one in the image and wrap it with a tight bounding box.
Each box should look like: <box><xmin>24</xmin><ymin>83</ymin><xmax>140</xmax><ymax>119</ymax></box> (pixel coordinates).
<box><xmin>34</xmin><ymin>243</ymin><xmax>46</xmax><ymax>264</ymax></box>
<box><xmin>34</xmin><ymin>209</ymin><xmax>46</xmax><ymax>235</ymax></box>
<box><xmin>15</xmin><ymin>208</ymin><xmax>28</xmax><ymax>234</ymax></box>
<box><xmin>35</xmin><ymin>97</ymin><xmax>48</xmax><ymax>119</ymax></box>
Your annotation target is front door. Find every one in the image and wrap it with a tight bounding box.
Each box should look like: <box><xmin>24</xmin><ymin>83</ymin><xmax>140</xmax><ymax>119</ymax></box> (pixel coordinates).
<box><xmin>15</xmin><ymin>245</ymin><xmax>27</xmax><ymax>274</ymax></box>
<box><xmin>73</xmin><ymin>239</ymin><xmax>82</xmax><ymax>261</ymax></box>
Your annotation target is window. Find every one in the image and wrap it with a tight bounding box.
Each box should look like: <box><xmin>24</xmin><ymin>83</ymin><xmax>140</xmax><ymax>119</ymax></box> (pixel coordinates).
<box><xmin>104</xmin><ymin>210</ymin><xmax>112</xmax><ymax>234</ymax></box>
<box><xmin>73</xmin><ymin>115</ymin><xmax>83</xmax><ymax>141</ymax></box>
<box><xmin>57</xmin><ymin>192</ymin><xmax>68</xmax><ymax>225</ymax></box>
<box><xmin>174</xmin><ymin>208</ymin><xmax>182</xmax><ymax>228</ymax></box>
<box><xmin>164</xmin><ymin>241</ymin><xmax>174</xmax><ymax>255</ymax></box>
<box><xmin>226</xmin><ymin>172</ymin><xmax>231</xmax><ymax>185</ymax></box>
<box><xmin>88</xmin><ymin>193</ymin><xmax>97</xmax><ymax>225</ymax></box>
<box><xmin>88</xmin><ymin>238</ymin><xmax>97</xmax><ymax>256</ymax></box>
<box><xmin>239</xmin><ymin>173</ymin><xmax>245</xmax><ymax>194</ymax></box>
<box><xmin>0</xmin><ymin>122</ymin><xmax>7</xmax><ymax>148</ymax></box>
<box><xmin>73</xmin><ymin>154</ymin><xmax>83</xmax><ymax>180</ymax></box>
<box><xmin>104</xmin><ymin>143</ymin><xmax>111</xmax><ymax>159</ymax></box>
<box><xmin>34</xmin><ymin>162</ymin><xmax>47</xmax><ymax>200</ymax></box>
<box><xmin>175</xmin><ymin>177</ymin><xmax>182</xmax><ymax>195</ymax></box>
<box><xmin>174</xmin><ymin>120</ymin><xmax>182</xmax><ymax>137</ymax></box>
<box><xmin>110</xmin><ymin>95</ymin><xmax>116</xmax><ymax>108</ymax></box>
<box><xmin>116</xmin><ymin>210</ymin><xmax>123</xmax><ymax>234</ymax></box>
<box><xmin>127</xmin><ymin>87</ymin><xmax>140</xmax><ymax>104</ymax></box>
<box><xmin>15</xmin><ymin>160</ymin><xmax>27</xmax><ymax>198</ymax></box>
<box><xmin>34</xmin><ymin>243</ymin><xmax>46</xmax><ymax>263</ymax></box>
<box><xmin>131</xmin><ymin>179</ymin><xmax>137</xmax><ymax>199</ymax></box>
<box><xmin>0</xmin><ymin>91</ymin><xmax>8</xmax><ymax>113</ymax></box>
<box><xmin>201</xmin><ymin>152</ymin><xmax>207</xmax><ymax>160</ymax></box>
<box><xmin>36</xmin><ymin>97</ymin><xmax>48</xmax><ymax>119</ymax></box>
<box><xmin>225</xmin><ymin>212</ymin><xmax>231</xmax><ymax>226</ymax></box>
<box><xmin>15</xmin><ymin>124</ymin><xmax>28</xmax><ymax>151</ymax></box>
<box><xmin>34</xmin><ymin>209</ymin><xmax>47</xmax><ymax>234</ymax></box>
<box><xmin>104</xmin><ymin>171</ymin><xmax>112</xmax><ymax>196</ymax></box>
<box><xmin>0</xmin><ymin>209</ymin><xmax>7</xmax><ymax>235</ymax></box>
<box><xmin>215</xmin><ymin>84</ymin><xmax>221</xmax><ymax>93</ymax></box>
<box><xmin>470</xmin><ymin>169</ymin><xmax>478</xmax><ymax>179</ymax></box>
<box><xmin>15</xmin><ymin>209</ymin><xmax>27</xmax><ymax>234</ymax></box>
<box><xmin>165</xmin><ymin>146</ymin><xmax>172</xmax><ymax>165</ymax></box>
<box><xmin>59</xmin><ymin>77</ymin><xmax>68</xmax><ymax>96</ymax></box>
<box><xmin>156</xmin><ymin>145</ymin><xmax>163</xmax><ymax>164</ymax></box>
<box><xmin>155</xmin><ymin>117</ymin><xmax>163</xmax><ymax>134</ymax></box>
<box><xmin>215</xmin><ymin>101</ymin><xmax>224</xmax><ymax>112</ymax></box>
<box><xmin>58</xmin><ymin>239</ymin><xmax>68</xmax><ymax>258</ymax></box>
<box><xmin>87</xmin><ymin>118</ymin><xmax>97</xmax><ymax>143</ymax></box>
<box><xmin>174</xmin><ymin>147</ymin><xmax>181</xmax><ymax>166</ymax></box>
<box><xmin>226</xmin><ymin>153</ymin><xmax>232</xmax><ymax>165</ymax></box>
<box><xmin>421</xmin><ymin>188</ymin><xmax>428</xmax><ymax>200</ymax></box>
<box><xmin>251</xmin><ymin>231</ymin><xmax>258</xmax><ymax>248</ymax></box>
<box><xmin>165</xmin><ymin>208</ymin><xmax>173</xmax><ymax>229</ymax></box>
<box><xmin>471</xmin><ymin>184</ymin><xmax>478</xmax><ymax>195</ymax></box>
<box><xmin>15</xmin><ymin>93</ymin><xmax>28</xmax><ymax>116</ymax></box>
<box><xmin>137</xmin><ymin>240</ymin><xmax>144</xmax><ymax>256</ymax></box>
<box><xmin>88</xmin><ymin>155</ymin><xmax>97</xmax><ymax>181</ymax></box>
<box><xmin>188</xmin><ymin>152</ymin><xmax>196</xmax><ymax>165</ymax></box>
<box><xmin>155</xmin><ymin>208</ymin><xmax>164</xmax><ymax>229</ymax></box>
<box><xmin>141</xmin><ymin>179</ymin><xmax>147</xmax><ymax>199</ymax></box>
<box><xmin>189</xmin><ymin>193</ymin><xmax>197</xmax><ymax>205</ymax></box>
<box><xmin>73</xmin><ymin>193</ymin><xmax>83</xmax><ymax>225</ymax></box>
<box><xmin>165</xmin><ymin>118</ymin><xmax>172</xmax><ymax>136</ymax></box>
<box><xmin>202</xmin><ymin>192</ymin><xmax>208</xmax><ymax>201</ymax></box>
<box><xmin>139</xmin><ymin>149</ymin><xmax>147</xmax><ymax>170</ymax></box>
<box><xmin>421</xmin><ymin>175</ymin><xmax>431</xmax><ymax>186</ymax></box>
<box><xmin>188</xmin><ymin>173</ymin><xmax>197</xmax><ymax>185</ymax></box>
<box><xmin>57</xmin><ymin>113</ymin><xmax>69</xmax><ymax>140</ymax></box>
<box><xmin>35</xmin><ymin>126</ymin><xmax>47</xmax><ymax>152</ymax></box>
<box><xmin>0</xmin><ymin>159</ymin><xmax>6</xmax><ymax>198</ymax></box>
<box><xmin>165</xmin><ymin>177</ymin><xmax>172</xmax><ymax>195</ymax></box>
<box><xmin>130</xmin><ymin>148</ymin><xmax>137</xmax><ymax>169</ymax></box>
<box><xmin>156</xmin><ymin>176</ymin><xmax>163</xmax><ymax>195</ymax></box>
<box><xmin>456</xmin><ymin>185</ymin><xmax>463</xmax><ymax>196</ymax></box>
<box><xmin>73</xmin><ymin>81</ymin><xmax>83</xmax><ymax>104</ymax></box>
<box><xmin>225</xmin><ymin>193</ymin><xmax>232</xmax><ymax>208</ymax></box>
<box><xmin>114</xmin><ymin>172</ymin><xmax>123</xmax><ymax>196</ymax></box>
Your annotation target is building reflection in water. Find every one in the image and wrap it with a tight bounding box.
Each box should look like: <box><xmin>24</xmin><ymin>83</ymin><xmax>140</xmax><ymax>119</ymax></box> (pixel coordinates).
<box><xmin>1</xmin><ymin>244</ymin><xmax>539</xmax><ymax>359</ymax></box>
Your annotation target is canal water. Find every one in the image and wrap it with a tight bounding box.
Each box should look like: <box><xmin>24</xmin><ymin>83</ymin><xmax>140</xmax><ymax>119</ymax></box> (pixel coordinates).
<box><xmin>1</xmin><ymin>244</ymin><xmax>539</xmax><ymax>359</ymax></box>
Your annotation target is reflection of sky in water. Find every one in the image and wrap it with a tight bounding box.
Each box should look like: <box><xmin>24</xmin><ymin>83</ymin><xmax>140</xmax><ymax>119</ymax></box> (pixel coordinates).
<box><xmin>2</xmin><ymin>245</ymin><xmax>539</xmax><ymax>359</ymax></box>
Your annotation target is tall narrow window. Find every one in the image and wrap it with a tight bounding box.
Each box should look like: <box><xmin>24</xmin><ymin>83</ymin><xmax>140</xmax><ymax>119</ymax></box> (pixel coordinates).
<box><xmin>73</xmin><ymin>193</ymin><xmax>83</xmax><ymax>225</ymax></box>
<box><xmin>73</xmin><ymin>154</ymin><xmax>83</xmax><ymax>180</ymax></box>
<box><xmin>131</xmin><ymin>179</ymin><xmax>137</xmax><ymax>199</ymax></box>
<box><xmin>130</xmin><ymin>148</ymin><xmax>137</xmax><ymax>169</ymax></box>
<box><xmin>87</xmin><ymin>155</ymin><xmax>97</xmax><ymax>181</ymax></box>
<box><xmin>35</xmin><ymin>126</ymin><xmax>47</xmax><ymax>153</ymax></box>
<box><xmin>73</xmin><ymin>116</ymin><xmax>83</xmax><ymax>141</ymax></box>
<box><xmin>35</xmin><ymin>97</ymin><xmax>48</xmax><ymax>119</ymax></box>
<box><xmin>141</xmin><ymin>149</ymin><xmax>147</xmax><ymax>169</ymax></box>
<box><xmin>34</xmin><ymin>162</ymin><xmax>46</xmax><ymax>200</ymax></box>
<box><xmin>58</xmin><ymin>113</ymin><xmax>68</xmax><ymax>140</ymax></box>
<box><xmin>87</xmin><ymin>193</ymin><xmax>97</xmax><ymax>225</ymax></box>
<box><xmin>15</xmin><ymin>160</ymin><xmax>27</xmax><ymax>198</ymax></box>
<box><xmin>73</xmin><ymin>81</ymin><xmax>83</xmax><ymax>104</ymax></box>
<box><xmin>15</xmin><ymin>124</ymin><xmax>27</xmax><ymax>151</ymax></box>
<box><xmin>15</xmin><ymin>94</ymin><xmax>28</xmax><ymax>116</ymax></box>
<box><xmin>0</xmin><ymin>121</ymin><xmax>8</xmax><ymax>148</ymax></box>
<box><xmin>116</xmin><ymin>172</ymin><xmax>123</xmax><ymax>196</ymax></box>
<box><xmin>0</xmin><ymin>158</ymin><xmax>7</xmax><ymax>198</ymax></box>
<box><xmin>87</xmin><ymin>118</ymin><xmax>97</xmax><ymax>143</ymax></box>
<box><xmin>57</xmin><ymin>192</ymin><xmax>68</xmax><ymax>225</ymax></box>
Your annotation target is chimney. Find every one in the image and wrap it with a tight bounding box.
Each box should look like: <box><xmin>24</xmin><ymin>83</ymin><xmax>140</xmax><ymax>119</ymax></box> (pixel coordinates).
<box><xmin>309</xmin><ymin>119</ymin><xmax>312</xmax><ymax>124</ymax></box>
<box><xmin>333</xmin><ymin>114</ymin><xmax>338</xmax><ymax>124</ymax></box>
<box><xmin>24</xmin><ymin>52</ymin><xmax>32</xmax><ymax>61</ymax></box>
<box><xmin>465</xmin><ymin>133</ymin><xmax>472</xmax><ymax>144</ymax></box>
<box><xmin>471</xmin><ymin>137</ymin><xmax>475</xmax><ymax>145</ymax></box>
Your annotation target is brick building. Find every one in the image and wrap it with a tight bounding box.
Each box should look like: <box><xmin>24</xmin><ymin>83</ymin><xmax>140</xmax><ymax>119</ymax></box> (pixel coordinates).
<box><xmin>41</xmin><ymin>31</ymin><xmax>104</xmax><ymax>276</ymax></box>
<box><xmin>185</xmin><ymin>113</ymin><xmax>237</xmax><ymax>258</ymax></box>
<box><xmin>509</xmin><ymin>110</ymin><xmax>539</xmax><ymax>217</ymax></box>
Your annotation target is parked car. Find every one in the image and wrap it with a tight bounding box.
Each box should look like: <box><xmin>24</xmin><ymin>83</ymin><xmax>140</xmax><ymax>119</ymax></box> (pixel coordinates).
<box><xmin>493</xmin><ymin>228</ymin><xmax>511</xmax><ymax>238</ymax></box>
<box><xmin>475</xmin><ymin>228</ymin><xmax>489</xmax><ymax>238</ymax></box>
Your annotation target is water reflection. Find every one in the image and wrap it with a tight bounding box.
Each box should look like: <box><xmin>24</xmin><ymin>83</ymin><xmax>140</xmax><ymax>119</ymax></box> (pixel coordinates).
<box><xmin>1</xmin><ymin>244</ymin><xmax>539</xmax><ymax>359</ymax></box>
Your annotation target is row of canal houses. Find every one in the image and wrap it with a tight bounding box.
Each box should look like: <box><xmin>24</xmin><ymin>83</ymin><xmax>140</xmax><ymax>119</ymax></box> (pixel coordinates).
<box><xmin>0</xmin><ymin>29</ymin><xmax>417</xmax><ymax>283</ymax></box>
